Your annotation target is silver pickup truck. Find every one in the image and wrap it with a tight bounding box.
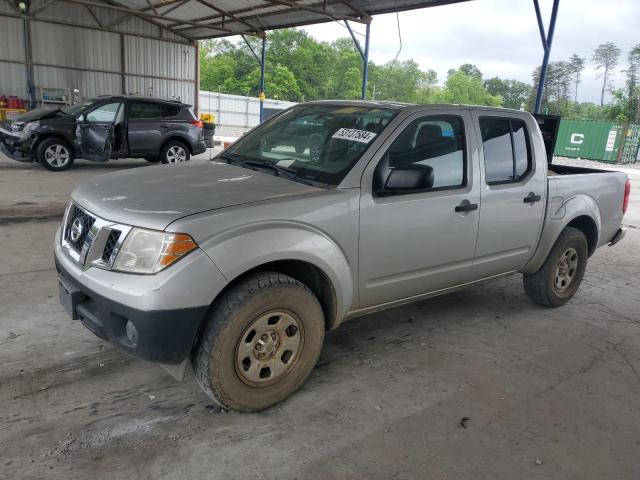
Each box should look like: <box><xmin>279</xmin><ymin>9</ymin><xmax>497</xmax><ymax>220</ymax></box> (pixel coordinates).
<box><xmin>54</xmin><ymin>101</ymin><xmax>630</xmax><ymax>412</ymax></box>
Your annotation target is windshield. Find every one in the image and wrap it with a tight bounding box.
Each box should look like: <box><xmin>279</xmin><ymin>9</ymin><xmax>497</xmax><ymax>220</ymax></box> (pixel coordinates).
<box><xmin>224</xmin><ymin>104</ymin><xmax>399</xmax><ymax>186</ymax></box>
<box><xmin>61</xmin><ymin>99</ymin><xmax>97</xmax><ymax>116</ymax></box>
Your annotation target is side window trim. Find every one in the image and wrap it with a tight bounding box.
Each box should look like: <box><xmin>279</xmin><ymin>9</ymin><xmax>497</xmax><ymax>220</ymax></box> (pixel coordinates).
<box><xmin>479</xmin><ymin>116</ymin><xmax>532</xmax><ymax>186</ymax></box>
<box><xmin>374</xmin><ymin>113</ymin><xmax>468</xmax><ymax>197</ymax></box>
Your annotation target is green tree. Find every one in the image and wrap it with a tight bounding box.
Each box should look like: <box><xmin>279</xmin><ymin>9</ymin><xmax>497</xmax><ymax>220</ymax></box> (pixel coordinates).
<box><xmin>592</xmin><ymin>41</ymin><xmax>621</xmax><ymax>106</ymax></box>
<box><xmin>484</xmin><ymin>77</ymin><xmax>531</xmax><ymax>109</ymax></box>
<box><xmin>437</xmin><ymin>70</ymin><xmax>501</xmax><ymax>106</ymax></box>
<box><xmin>568</xmin><ymin>53</ymin><xmax>585</xmax><ymax>102</ymax></box>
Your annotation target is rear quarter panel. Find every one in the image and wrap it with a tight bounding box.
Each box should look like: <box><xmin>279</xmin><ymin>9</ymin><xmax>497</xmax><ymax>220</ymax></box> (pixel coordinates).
<box><xmin>523</xmin><ymin>170</ymin><xmax>627</xmax><ymax>273</ymax></box>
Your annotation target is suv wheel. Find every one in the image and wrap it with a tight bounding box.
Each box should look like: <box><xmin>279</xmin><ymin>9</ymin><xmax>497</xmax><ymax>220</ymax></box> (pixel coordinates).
<box><xmin>161</xmin><ymin>141</ymin><xmax>190</xmax><ymax>164</ymax></box>
<box><xmin>523</xmin><ymin>226</ymin><xmax>588</xmax><ymax>307</ymax></box>
<box><xmin>38</xmin><ymin>138</ymin><xmax>74</xmax><ymax>171</ymax></box>
<box><xmin>192</xmin><ymin>272</ymin><xmax>325</xmax><ymax>412</ymax></box>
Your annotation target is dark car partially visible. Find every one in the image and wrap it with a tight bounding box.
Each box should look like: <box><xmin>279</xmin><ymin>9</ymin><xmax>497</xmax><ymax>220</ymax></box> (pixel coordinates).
<box><xmin>0</xmin><ymin>96</ymin><xmax>206</xmax><ymax>171</ymax></box>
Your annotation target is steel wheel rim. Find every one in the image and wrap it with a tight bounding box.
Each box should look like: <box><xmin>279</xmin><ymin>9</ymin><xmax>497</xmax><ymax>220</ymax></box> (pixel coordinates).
<box><xmin>166</xmin><ymin>145</ymin><xmax>186</xmax><ymax>163</ymax></box>
<box><xmin>235</xmin><ymin>310</ymin><xmax>304</xmax><ymax>387</ymax></box>
<box><xmin>44</xmin><ymin>144</ymin><xmax>70</xmax><ymax>167</ymax></box>
<box><xmin>554</xmin><ymin>247</ymin><xmax>578</xmax><ymax>292</ymax></box>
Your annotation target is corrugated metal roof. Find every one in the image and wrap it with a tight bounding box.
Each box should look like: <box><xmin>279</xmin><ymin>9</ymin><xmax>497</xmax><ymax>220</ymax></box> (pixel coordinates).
<box><xmin>47</xmin><ymin>0</ymin><xmax>472</xmax><ymax>40</ymax></box>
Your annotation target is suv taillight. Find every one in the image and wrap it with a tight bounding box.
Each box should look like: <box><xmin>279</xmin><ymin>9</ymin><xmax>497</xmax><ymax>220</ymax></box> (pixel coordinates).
<box><xmin>191</xmin><ymin>119</ymin><xmax>204</xmax><ymax>128</ymax></box>
<box><xmin>622</xmin><ymin>178</ymin><xmax>631</xmax><ymax>215</ymax></box>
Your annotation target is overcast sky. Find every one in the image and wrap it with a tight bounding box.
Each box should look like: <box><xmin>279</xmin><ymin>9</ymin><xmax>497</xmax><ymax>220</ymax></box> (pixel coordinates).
<box><xmin>299</xmin><ymin>0</ymin><xmax>639</xmax><ymax>104</ymax></box>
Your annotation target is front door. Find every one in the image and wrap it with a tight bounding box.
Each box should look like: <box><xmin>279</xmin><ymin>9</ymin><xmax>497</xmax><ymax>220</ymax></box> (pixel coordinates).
<box><xmin>358</xmin><ymin>111</ymin><xmax>481</xmax><ymax>308</ymax></box>
<box><xmin>471</xmin><ymin>112</ymin><xmax>546</xmax><ymax>278</ymax></box>
<box><xmin>76</xmin><ymin>101</ymin><xmax>123</xmax><ymax>161</ymax></box>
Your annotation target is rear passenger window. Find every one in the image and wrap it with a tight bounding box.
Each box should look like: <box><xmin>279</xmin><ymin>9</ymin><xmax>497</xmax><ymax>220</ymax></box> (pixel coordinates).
<box><xmin>480</xmin><ymin>117</ymin><xmax>531</xmax><ymax>184</ymax></box>
<box><xmin>129</xmin><ymin>102</ymin><xmax>162</xmax><ymax>119</ymax></box>
<box><xmin>162</xmin><ymin>104</ymin><xmax>181</xmax><ymax>117</ymax></box>
<box><xmin>380</xmin><ymin>115</ymin><xmax>466</xmax><ymax>191</ymax></box>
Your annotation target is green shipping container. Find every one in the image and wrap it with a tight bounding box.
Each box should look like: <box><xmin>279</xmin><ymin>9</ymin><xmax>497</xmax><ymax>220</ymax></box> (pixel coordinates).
<box><xmin>553</xmin><ymin>119</ymin><xmax>624</xmax><ymax>163</ymax></box>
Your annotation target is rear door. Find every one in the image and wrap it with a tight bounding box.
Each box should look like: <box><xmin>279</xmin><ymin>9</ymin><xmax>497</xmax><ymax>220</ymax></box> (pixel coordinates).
<box><xmin>76</xmin><ymin>101</ymin><xmax>123</xmax><ymax>162</ymax></box>
<box><xmin>471</xmin><ymin>111</ymin><xmax>546</xmax><ymax>278</ymax></box>
<box><xmin>127</xmin><ymin>101</ymin><xmax>164</xmax><ymax>156</ymax></box>
<box><xmin>127</xmin><ymin>101</ymin><xmax>185</xmax><ymax>156</ymax></box>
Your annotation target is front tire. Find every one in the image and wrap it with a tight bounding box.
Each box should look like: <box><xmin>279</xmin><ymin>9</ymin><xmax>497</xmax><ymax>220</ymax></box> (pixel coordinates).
<box><xmin>37</xmin><ymin>138</ymin><xmax>74</xmax><ymax>171</ymax></box>
<box><xmin>160</xmin><ymin>140</ymin><xmax>190</xmax><ymax>164</ymax></box>
<box><xmin>193</xmin><ymin>272</ymin><xmax>325</xmax><ymax>412</ymax></box>
<box><xmin>523</xmin><ymin>226</ymin><xmax>588</xmax><ymax>307</ymax></box>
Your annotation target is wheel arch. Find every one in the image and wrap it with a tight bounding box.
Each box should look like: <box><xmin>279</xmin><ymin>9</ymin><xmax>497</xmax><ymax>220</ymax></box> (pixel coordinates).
<box><xmin>34</xmin><ymin>133</ymin><xmax>76</xmax><ymax>155</ymax></box>
<box><xmin>522</xmin><ymin>196</ymin><xmax>601</xmax><ymax>275</ymax></box>
<box><xmin>197</xmin><ymin>223</ymin><xmax>356</xmax><ymax>330</ymax></box>
<box><xmin>161</xmin><ymin>135</ymin><xmax>193</xmax><ymax>154</ymax></box>
<box><xmin>222</xmin><ymin>259</ymin><xmax>339</xmax><ymax>331</ymax></box>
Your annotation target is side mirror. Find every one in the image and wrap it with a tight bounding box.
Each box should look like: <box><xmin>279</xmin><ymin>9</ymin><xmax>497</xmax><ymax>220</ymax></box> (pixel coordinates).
<box><xmin>381</xmin><ymin>164</ymin><xmax>434</xmax><ymax>194</ymax></box>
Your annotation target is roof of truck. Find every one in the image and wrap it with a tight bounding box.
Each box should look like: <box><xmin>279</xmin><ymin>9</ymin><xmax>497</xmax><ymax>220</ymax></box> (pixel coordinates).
<box><xmin>299</xmin><ymin>100</ymin><xmax>526</xmax><ymax>114</ymax></box>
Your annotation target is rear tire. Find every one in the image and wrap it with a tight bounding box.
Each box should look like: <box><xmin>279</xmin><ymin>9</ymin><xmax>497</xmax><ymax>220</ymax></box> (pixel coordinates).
<box><xmin>523</xmin><ymin>226</ymin><xmax>588</xmax><ymax>307</ymax></box>
<box><xmin>37</xmin><ymin>138</ymin><xmax>74</xmax><ymax>171</ymax></box>
<box><xmin>160</xmin><ymin>140</ymin><xmax>190</xmax><ymax>164</ymax></box>
<box><xmin>192</xmin><ymin>272</ymin><xmax>325</xmax><ymax>412</ymax></box>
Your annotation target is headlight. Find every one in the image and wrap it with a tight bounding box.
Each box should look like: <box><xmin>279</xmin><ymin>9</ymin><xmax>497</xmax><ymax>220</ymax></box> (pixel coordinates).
<box><xmin>21</xmin><ymin>121</ymin><xmax>39</xmax><ymax>138</ymax></box>
<box><xmin>112</xmin><ymin>228</ymin><xmax>198</xmax><ymax>274</ymax></box>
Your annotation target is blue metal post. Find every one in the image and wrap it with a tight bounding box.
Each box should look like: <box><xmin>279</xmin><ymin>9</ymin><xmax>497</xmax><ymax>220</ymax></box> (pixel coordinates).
<box><xmin>259</xmin><ymin>35</ymin><xmax>266</xmax><ymax>122</ymax></box>
<box><xmin>533</xmin><ymin>0</ymin><xmax>560</xmax><ymax>114</ymax></box>
<box><xmin>361</xmin><ymin>22</ymin><xmax>370</xmax><ymax>100</ymax></box>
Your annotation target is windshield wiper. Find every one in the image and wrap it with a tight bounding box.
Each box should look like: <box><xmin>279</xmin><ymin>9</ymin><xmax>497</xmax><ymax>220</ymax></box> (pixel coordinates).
<box><xmin>242</xmin><ymin>159</ymin><xmax>297</xmax><ymax>177</ymax></box>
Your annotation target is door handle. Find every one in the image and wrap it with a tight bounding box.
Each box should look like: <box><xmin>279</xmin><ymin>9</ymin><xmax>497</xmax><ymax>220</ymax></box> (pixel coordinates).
<box><xmin>523</xmin><ymin>192</ymin><xmax>541</xmax><ymax>204</ymax></box>
<box><xmin>455</xmin><ymin>200</ymin><xmax>478</xmax><ymax>212</ymax></box>
<box><xmin>161</xmin><ymin>124</ymin><xmax>172</xmax><ymax>128</ymax></box>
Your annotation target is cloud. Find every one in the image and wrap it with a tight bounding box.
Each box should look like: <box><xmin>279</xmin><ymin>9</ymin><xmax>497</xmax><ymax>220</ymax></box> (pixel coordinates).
<box><xmin>301</xmin><ymin>0</ymin><xmax>639</xmax><ymax>104</ymax></box>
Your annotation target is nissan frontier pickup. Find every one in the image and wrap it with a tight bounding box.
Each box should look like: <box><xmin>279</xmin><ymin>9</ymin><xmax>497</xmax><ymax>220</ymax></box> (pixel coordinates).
<box><xmin>55</xmin><ymin>101</ymin><xmax>630</xmax><ymax>412</ymax></box>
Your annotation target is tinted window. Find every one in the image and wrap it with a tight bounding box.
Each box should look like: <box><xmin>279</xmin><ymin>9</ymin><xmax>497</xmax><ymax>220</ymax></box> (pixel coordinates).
<box><xmin>162</xmin><ymin>104</ymin><xmax>181</xmax><ymax>117</ymax></box>
<box><xmin>381</xmin><ymin>115</ymin><xmax>466</xmax><ymax>190</ymax></box>
<box><xmin>480</xmin><ymin>117</ymin><xmax>531</xmax><ymax>184</ymax></box>
<box><xmin>512</xmin><ymin>120</ymin><xmax>529</xmax><ymax>177</ymax></box>
<box><xmin>129</xmin><ymin>102</ymin><xmax>162</xmax><ymax>119</ymax></box>
<box><xmin>86</xmin><ymin>102</ymin><xmax>121</xmax><ymax>123</ymax></box>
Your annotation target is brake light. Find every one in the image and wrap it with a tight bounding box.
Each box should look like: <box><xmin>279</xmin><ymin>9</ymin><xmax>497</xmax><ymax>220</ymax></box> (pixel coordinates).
<box><xmin>190</xmin><ymin>119</ymin><xmax>204</xmax><ymax>128</ymax></box>
<box><xmin>622</xmin><ymin>178</ymin><xmax>631</xmax><ymax>215</ymax></box>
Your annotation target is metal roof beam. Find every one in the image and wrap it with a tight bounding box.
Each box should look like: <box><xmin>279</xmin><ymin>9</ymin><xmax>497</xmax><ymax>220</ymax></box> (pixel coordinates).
<box><xmin>194</xmin><ymin>0</ymin><xmax>259</xmax><ymax>31</ymax></box>
<box><xmin>266</xmin><ymin>0</ymin><xmax>365</xmax><ymax>23</ymax></box>
<box><xmin>58</xmin><ymin>0</ymin><xmax>246</xmax><ymax>36</ymax></box>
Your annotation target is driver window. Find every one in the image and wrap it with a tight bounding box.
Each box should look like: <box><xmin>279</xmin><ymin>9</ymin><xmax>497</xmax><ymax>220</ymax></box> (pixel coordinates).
<box><xmin>376</xmin><ymin>115</ymin><xmax>466</xmax><ymax>192</ymax></box>
<box><xmin>86</xmin><ymin>102</ymin><xmax>122</xmax><ymax>123</ymax></box>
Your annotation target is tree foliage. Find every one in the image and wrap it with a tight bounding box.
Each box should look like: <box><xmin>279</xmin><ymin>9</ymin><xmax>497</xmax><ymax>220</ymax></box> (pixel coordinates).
<box><xmin>199</xmin><ymin>30</ymin><xmax>639</xmax><ymax>123</ymax></box>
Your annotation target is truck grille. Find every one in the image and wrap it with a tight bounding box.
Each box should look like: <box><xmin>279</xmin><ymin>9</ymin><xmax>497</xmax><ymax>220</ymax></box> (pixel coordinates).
<box><xmin>101</xmin><ymin>229</ymin><xmax>121</xmax><ymax>263</ymax></box>
<box><xmin>61</xmin><ymin>203</ymin><xmax>131</xmax><ymax>270</ymax></box>
<box><xmin>64</xmin><ymin>204</ymin><xmax>96</xmax><ymax>252</ymax></box>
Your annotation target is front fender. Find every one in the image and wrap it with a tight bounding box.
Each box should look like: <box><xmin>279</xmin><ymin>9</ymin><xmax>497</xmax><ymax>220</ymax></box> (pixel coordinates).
<box><xmin>200</xmin><ymin>221</ymin><xmax>355</xmax><ymax>325</ymax></box>
<box><xmin>522</xmin><ymin>193</ymin><xmax>601</xmax><ymax>274</ymax></box>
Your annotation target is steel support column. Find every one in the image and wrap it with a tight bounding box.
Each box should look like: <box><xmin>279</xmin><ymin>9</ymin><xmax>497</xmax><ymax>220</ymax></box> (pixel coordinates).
<box><xmin>533</xmin><ymin>0</ymin><xmax>560</xmax><ymax>114</ymax></box>
<box><xmin>361</xmin><ymin>22</ymin><xmax>370</xmax><ymax>100</ymax></box>
<box><xmin>345</xmin><ymin>19</ymin><xmax>371</xmax><ymax>100</ymax></box>
<box><xmin>259</xmin><ymin>35</ymin><xmax>266</xmax><ymax>122</ymax></box>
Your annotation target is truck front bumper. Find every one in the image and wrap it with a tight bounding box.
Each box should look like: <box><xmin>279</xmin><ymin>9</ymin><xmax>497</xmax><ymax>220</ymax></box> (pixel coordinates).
<box><xmin>54</xmin><ymin>227</ymin><xmax>228</xmax><ymax>364</ymax></box>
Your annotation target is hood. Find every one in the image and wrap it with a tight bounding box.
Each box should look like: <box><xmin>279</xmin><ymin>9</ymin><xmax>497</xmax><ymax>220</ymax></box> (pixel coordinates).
<box><xmin>72</xmin><ymin>162</ymin><xmax>324</xmax><ymax>230</ymax></box>
<box><xmin>14</xmin><ymin>107</ymin><xmax>67</xmax><ymax>122</ymax></box>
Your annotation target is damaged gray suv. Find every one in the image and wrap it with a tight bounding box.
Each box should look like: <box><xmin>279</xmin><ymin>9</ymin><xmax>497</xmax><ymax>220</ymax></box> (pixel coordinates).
<box><xmin>0</xmin><ymin>95</ymin><xmax>206</xmax><ymax>171</ymax></box>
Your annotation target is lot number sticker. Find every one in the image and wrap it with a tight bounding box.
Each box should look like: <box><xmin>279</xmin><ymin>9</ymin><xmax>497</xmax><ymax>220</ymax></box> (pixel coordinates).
<box><xmin>332</xmin><ymin>128</ymin><xmax>377</xmax><ymax>144</ymax></box>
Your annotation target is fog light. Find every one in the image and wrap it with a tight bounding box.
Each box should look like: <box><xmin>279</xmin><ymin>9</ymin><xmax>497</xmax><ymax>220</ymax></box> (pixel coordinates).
<box><xmin>125</xmin><ymin>320</ymin><xmax>139</xmax><ymax>347</ymax></box>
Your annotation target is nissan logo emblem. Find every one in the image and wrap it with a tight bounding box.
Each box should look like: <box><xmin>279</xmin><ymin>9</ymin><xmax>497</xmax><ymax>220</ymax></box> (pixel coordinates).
<box><xmin>70</xmin><ymin>218</ymin><xmax>84</xmax><ymax>243</ymax></box>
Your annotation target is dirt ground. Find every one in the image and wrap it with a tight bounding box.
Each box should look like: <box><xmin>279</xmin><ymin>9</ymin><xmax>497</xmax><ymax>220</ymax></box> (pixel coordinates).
<box><xmin>1</xmin><ymin>154</ymin><xmax>639</xmax><ymax>480</ymax></box>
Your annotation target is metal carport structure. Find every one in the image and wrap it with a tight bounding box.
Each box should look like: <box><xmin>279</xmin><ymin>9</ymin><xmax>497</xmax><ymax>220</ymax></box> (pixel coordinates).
<box><xmin>1</xmin><ymin>0</ymin><xmax>560</xmax><ymax>117</ymax></box>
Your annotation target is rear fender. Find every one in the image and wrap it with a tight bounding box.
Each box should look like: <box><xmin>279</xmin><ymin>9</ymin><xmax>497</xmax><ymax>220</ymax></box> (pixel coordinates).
<box><xmin>522</xmin><ymin>193</ymin><xmax>601</xmax><ymax>274</ymax></box>
<box><xmin>201</xmin><ymin>222</ymin><xmax>355</xmax><ymax>326</ymax></box>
